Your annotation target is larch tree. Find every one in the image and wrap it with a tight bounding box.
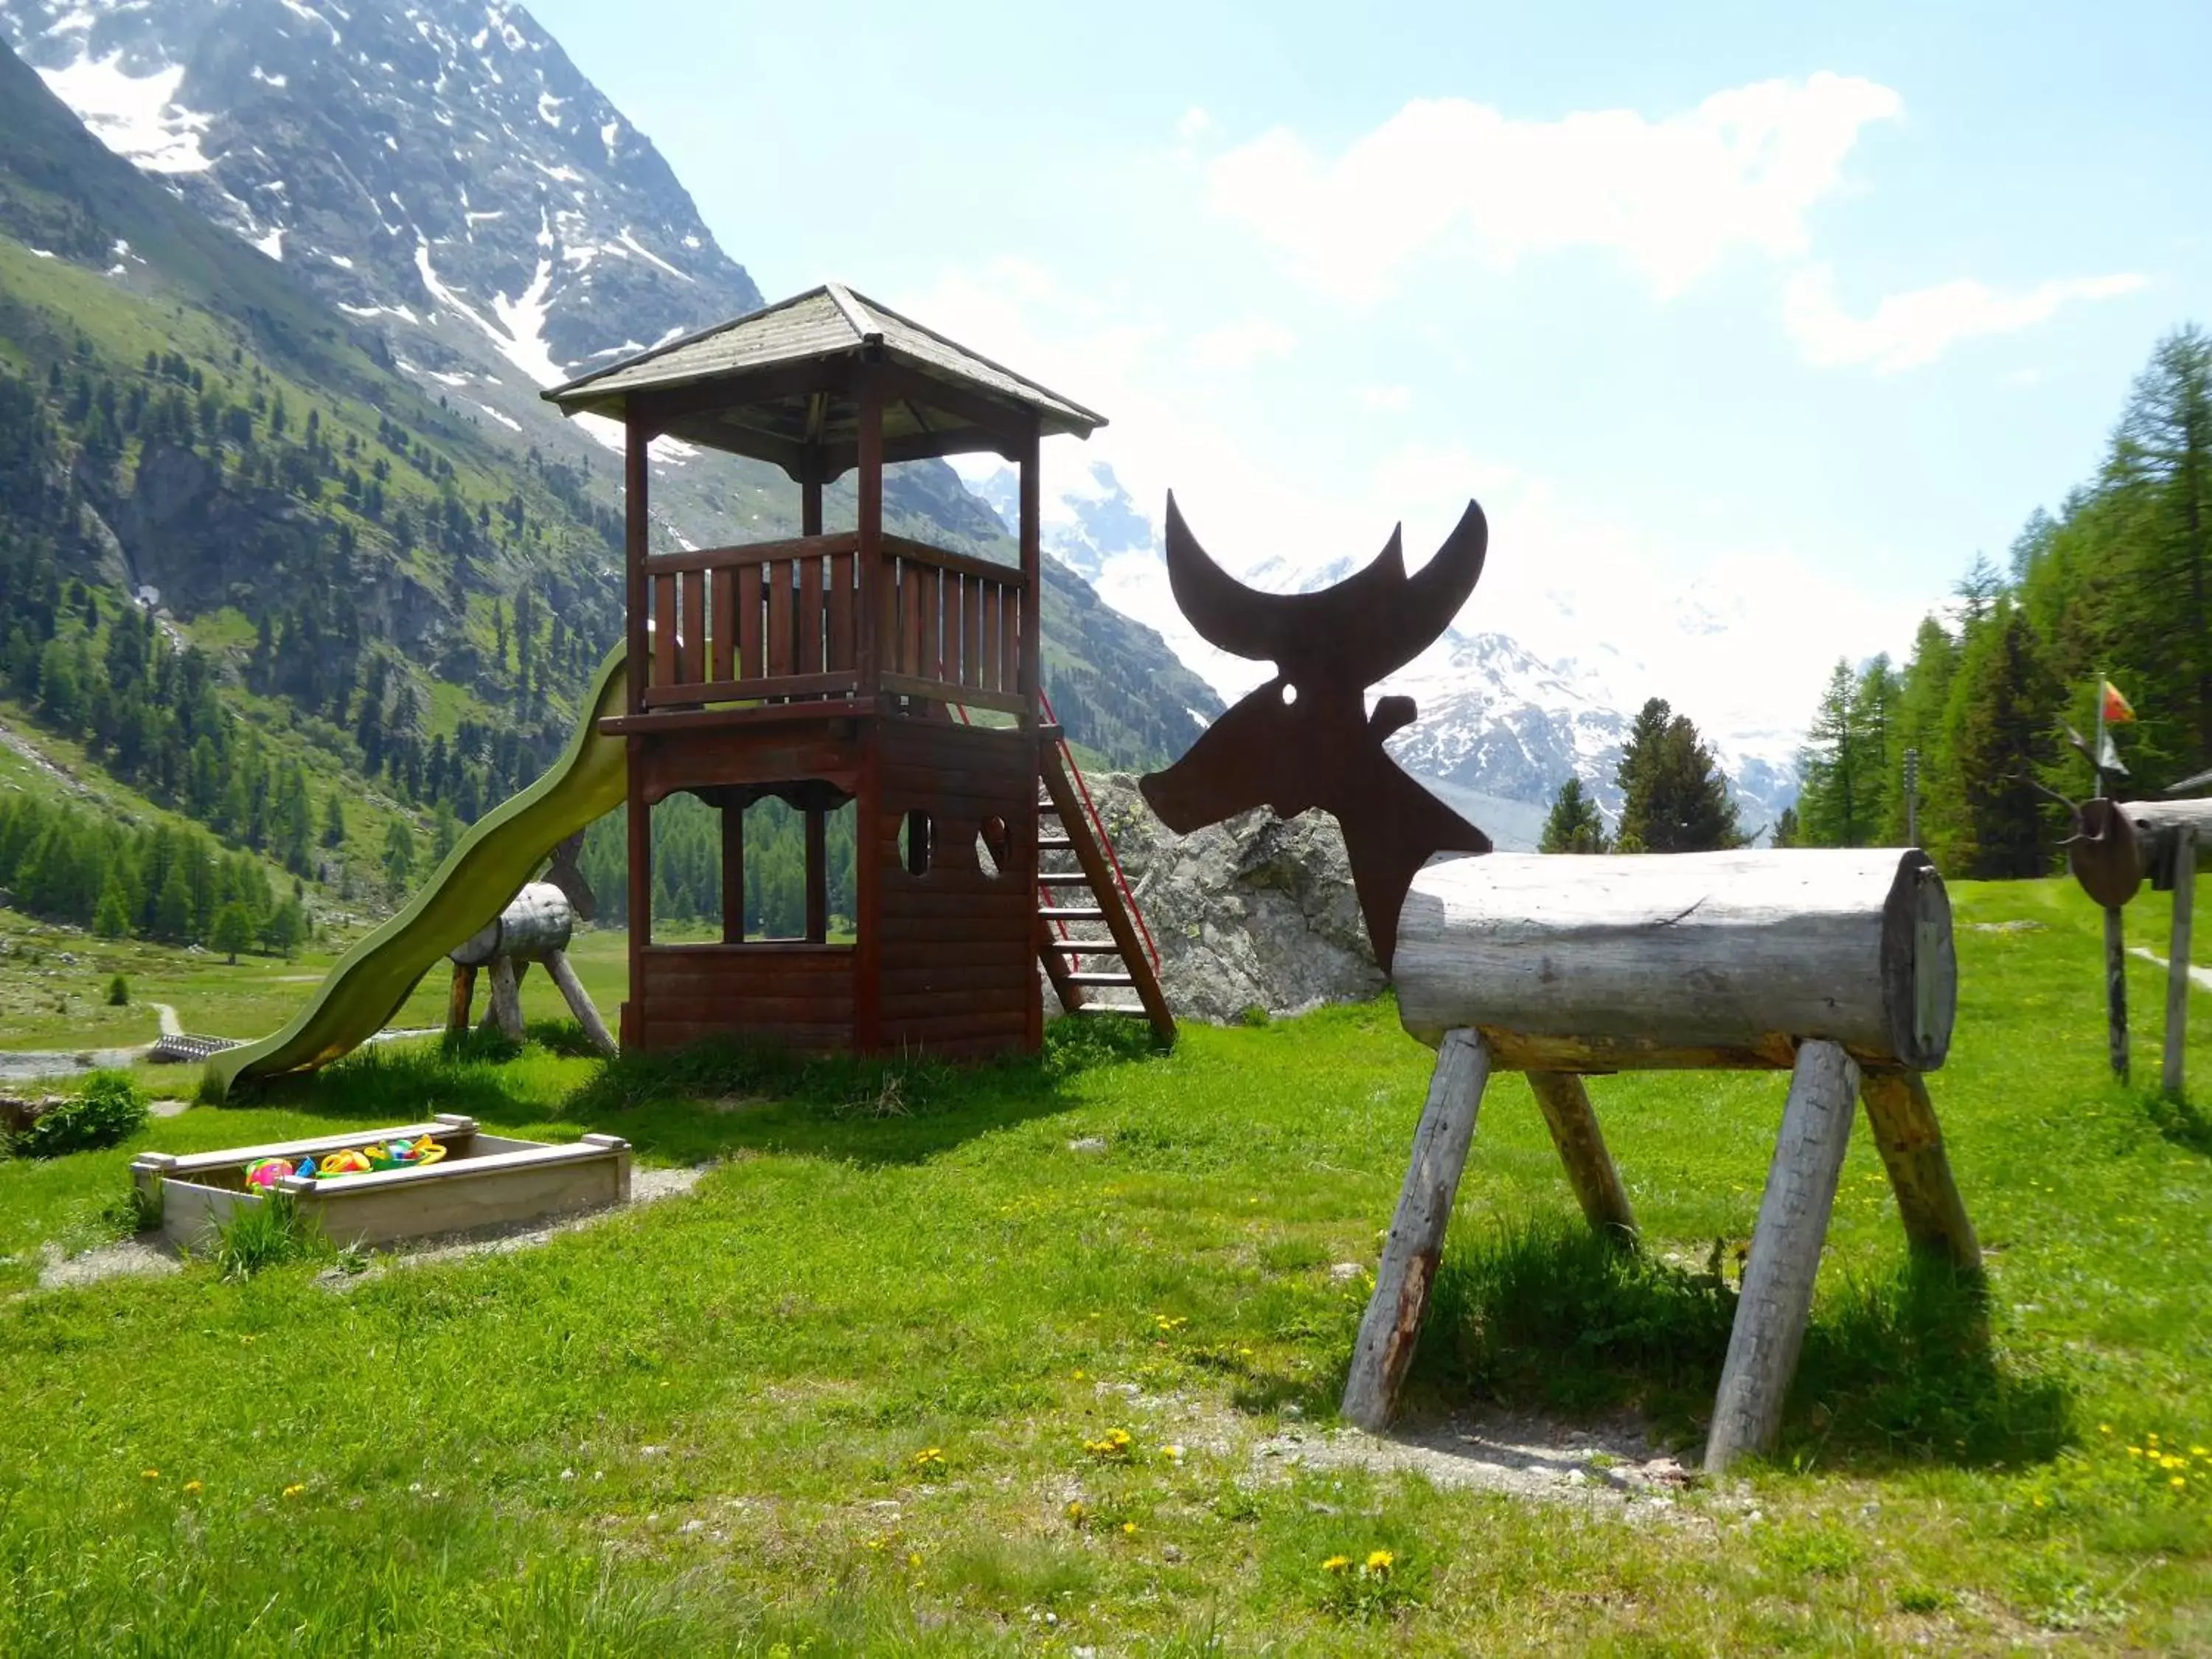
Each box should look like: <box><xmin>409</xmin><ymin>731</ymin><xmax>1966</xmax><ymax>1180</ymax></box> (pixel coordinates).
<box><xmin>1539</xmin><ymin>776</ymin><xmax>1610</xmax><ymax>853</ymax></box>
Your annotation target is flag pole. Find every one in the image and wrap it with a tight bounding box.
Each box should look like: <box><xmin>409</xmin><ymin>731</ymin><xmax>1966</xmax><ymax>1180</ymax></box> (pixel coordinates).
<box><xmin>2094</xmin><ymin>669</ymin><xmax>2129</xmax><ymax>1082</ymax></box>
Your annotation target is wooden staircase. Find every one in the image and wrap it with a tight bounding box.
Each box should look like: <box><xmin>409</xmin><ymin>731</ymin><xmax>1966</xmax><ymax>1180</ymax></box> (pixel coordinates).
<box><xmin>1035</xmin><ymin>731</ymin><xmax>1176</xmax><ymax>1045</ymax></box>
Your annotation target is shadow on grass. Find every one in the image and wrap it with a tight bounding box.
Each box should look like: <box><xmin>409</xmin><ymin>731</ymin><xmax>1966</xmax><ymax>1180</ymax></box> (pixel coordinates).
<box><xmin>2138</xmin><ymin>1087</ymin><xmax>2212</xmax><ymax>1156</ymax></box>
<box><xmin>1395</xmin><ymin>1217</ymin><xmax>2071</xmax><ymax>1470</ymax></box>
<box><xmin>554</xmin><ymin>1015</ymin><xmax>1165</xmax><ymax>1166</ymax></box>
<box><xmin>229</xmin><ymin>1015</ymin><xmax>1166</xmax><ymax>1169</ymax></box>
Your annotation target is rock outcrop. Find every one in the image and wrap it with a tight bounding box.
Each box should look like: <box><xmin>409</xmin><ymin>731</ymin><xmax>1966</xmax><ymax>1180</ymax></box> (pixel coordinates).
<box><xmin>1061</xmin><ymin>773</ymin><xmax>1384</xmax><ymax>1025</ymax></box>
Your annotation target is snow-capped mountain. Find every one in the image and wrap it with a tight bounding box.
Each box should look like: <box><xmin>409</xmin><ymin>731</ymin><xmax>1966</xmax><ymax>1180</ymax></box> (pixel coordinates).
<box><xmin>975</xmin><ymin>459</ymin><xmax>1801</xmax><ymax>843</ymax></box>
<box><xmin>0</xmin><ymin>0</ymin><xmax>759</xmax><ymax>372</ymax></box>
<box><xmin>0</xmin><ymin>0</ymin><xmax>791</xmax><ymax>552</ymax></box>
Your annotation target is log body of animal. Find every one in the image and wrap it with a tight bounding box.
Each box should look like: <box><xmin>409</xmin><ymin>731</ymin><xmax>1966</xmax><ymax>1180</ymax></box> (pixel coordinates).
<box><xmin>1394</xmin><ymin>848</ymin><xmax>1955</xmax><ymax>1074</ymax></box>
<box><xmin>451</xmin><ymin>882</ymin><xmax>574</xmax><ymax>967</ymax></box>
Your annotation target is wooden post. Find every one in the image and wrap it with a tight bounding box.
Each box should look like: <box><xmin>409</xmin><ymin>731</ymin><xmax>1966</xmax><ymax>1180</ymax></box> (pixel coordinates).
<box><xmin>1526</xmin><ymin>1071</ymin><xmax>1636</xmax><ymax>1245</ymax></box>
<box><xmin>2105</xmin><ymin>905</ymin><xmax>2130</xmax><ymax>1082</ymax></box>
<box><xmin>2166</xmin><ymin>826</ymin><xmax>2197</xmax><ymax>1101</ymax></box>
<box><xmin>801</xmin><ymin>472</ymin><xmax>824</xmax><ymax>539</ymax></box>
<box><xmin>543</xmin><ymin>948</ymin><xmax>617</xmax><ymax>1056</ymax></box>
<box><xmin>1342</xmin><ymin>1029</ymin><xmax>1491</xmax><ymax>1432</ymax></box>
<box><xmin>623</xmin><ymin>410</ymin><xmax>652</xmax><ymax>1035</ymax></box>
<box><xmin>445</xmin><ymin>963</ymin><xmax>477</xmax><ymax>1041</ymax></box>
<box><xmin>1705</xmin><ymin>1039</ymin><xmax>1860</xmax><ymax>1472</ymax></box>
<box><xmin>804</xmin><ymin>804</ymin><xmax>827</xmax><ymax>943</ymax></box>
<box><xmin>1017</xmin><ymin>416</ymin><xmax>1042</xmax><ymax>729</ymax></box>
<box><xmin>721</xmin><ymin>796</ymin><xmax>745</xmax><ymax>944</ymax></box>
<box><xmin>1858</xmin><ymin>1071</ymin><xmax>1980</xmax><ymax>1275</ymax></box>
<box><xmin>855</xmin><ymin>374</ymin><xmax>883</xmax><ymax>703</ymax></box>
<box><xmin>484</xmin><ymin>956</ymin><xmax>526</xmax><ymax>1043</ymax></box>
<box><xmin>854</xmin><ymin>726</ymin><xmax>883</xmax><ymax>1052</ymax></box>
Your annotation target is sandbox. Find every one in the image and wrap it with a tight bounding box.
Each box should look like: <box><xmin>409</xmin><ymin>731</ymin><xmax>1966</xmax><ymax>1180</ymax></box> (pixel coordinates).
<box><xmin>130</xmin><ymin>1115</ymin><xmax>633</xmax><ymax>1251</ymax></box>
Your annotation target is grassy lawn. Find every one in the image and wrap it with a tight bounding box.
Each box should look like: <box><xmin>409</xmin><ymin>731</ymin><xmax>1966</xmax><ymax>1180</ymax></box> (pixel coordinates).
<box><xmin>1</xmin><ymin>876</ymin><xmax>2209</xmax><ymax>1652</ymax></box>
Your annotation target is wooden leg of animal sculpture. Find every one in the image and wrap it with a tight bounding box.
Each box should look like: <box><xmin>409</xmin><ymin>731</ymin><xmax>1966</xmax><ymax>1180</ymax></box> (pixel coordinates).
<box><xmin>1526</xmin><ymin>1071</ymin><xmax>1636</xmax><ymax>1248</ymax></box>
<box><xmin>2105</xmin><ymin>905</ymin><xmax>2130</xmax><ymax>1083</ymax></box>
<box><xmin>542</xmin><ymin>947</ymin><xmax>618</xmax><ymax>1056</ymax></box>
<box><xmin>1342</xmin><ymin>1028</ymin><xmax>1491</xmax><ymax>1433</ymax></box>
<box><xmin>1705</xmin><ymin>1039</ymin><xmax>1861</xmax><ymax>1472</ymax></box>
<box><xmin>484</xmin><ymin>956</ymin><xmax>526</xmax><ymax>1043</ymax></box>
<box><xmin>1857</xmin><ymin>1070</ymin><xmax>1980</xmax><ymax>1276</ymax></box>
<box><xmin>2165</xmin><ymin>827</ymin><xmax>2196</xmax><ymax>1102</ymax></box>
<box><xmin>445</xmin><ymin>964</ymin><xmax>477</xmax><ymax>1042</ymax></box>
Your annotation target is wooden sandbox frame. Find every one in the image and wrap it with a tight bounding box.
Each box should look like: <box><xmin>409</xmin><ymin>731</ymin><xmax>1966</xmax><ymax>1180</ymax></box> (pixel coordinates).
<box><xmin>131</xmin><ymin>1116</ymin><xmax>633</xmax><ymax>1251</ymax></box>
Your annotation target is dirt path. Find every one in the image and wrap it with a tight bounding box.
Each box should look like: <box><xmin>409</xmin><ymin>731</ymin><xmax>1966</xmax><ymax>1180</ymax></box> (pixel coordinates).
<box><xmin>150</xmin><ymin>1002</ymin><xmax>183</xmax><ymax>1037</ymax></box>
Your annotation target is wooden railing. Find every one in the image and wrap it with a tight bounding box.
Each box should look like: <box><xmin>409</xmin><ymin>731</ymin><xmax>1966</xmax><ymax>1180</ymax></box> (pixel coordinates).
<box><xmin>639</xmin><ymin>533</ymin><xmax>1028</xmax><ymax>714</ymax></box>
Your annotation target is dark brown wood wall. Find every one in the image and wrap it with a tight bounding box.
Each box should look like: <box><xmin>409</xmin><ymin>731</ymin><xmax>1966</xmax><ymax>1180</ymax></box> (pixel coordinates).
<box><xmin>874</xmin><ymin>720</ymin><xmax>1040</xmax><ymax>1057</ymax></box>
<box><xmin>633</xmin><ymin>944</ymin><xmax>855</xmax><ymax>1052</ymax></box>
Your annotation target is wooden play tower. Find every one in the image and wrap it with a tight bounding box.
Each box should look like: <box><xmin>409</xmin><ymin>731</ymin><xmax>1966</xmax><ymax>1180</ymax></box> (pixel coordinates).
<box><xmin>545</xmin><ymin>284</ymin><xmax>1172</xmax><ymax>1059</ymax></box>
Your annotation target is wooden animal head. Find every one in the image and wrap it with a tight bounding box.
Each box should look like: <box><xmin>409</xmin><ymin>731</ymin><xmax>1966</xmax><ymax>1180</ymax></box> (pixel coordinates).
<box><xmin>543</xmin><ymin>830</ymin><xmax>597</xmax><ymax>922</ymax></box>
<box><xmin>2065</xmin><ymin>797</ymin><xmax>2142</xmax><ymax>909</ymax></box>
<box><xmin>1138</xmin><ymin>493</ymin><xmax>1492</xmax><ymax>970</ymax></box>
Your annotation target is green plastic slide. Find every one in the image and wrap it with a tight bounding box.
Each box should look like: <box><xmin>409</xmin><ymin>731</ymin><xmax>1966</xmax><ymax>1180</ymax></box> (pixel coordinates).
<box><xmin>206</xmin><ymin>647</ymin><xmax>630</xmax><ymax>1098</ymax></box>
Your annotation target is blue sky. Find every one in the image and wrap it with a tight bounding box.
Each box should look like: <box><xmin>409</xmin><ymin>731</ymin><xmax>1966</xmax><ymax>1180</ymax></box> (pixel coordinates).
<box><xmin>533</xmin><ymin>0</ymin><xmax>2211</xmax><ymax>745</ymax></box>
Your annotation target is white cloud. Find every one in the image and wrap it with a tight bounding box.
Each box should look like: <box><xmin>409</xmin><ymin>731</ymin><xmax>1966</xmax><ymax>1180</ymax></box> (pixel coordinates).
<box><xmin>1206</xmin><ymin>73</ymin><xmax>1902</xmax><ymax>302</ymax></box>
<box><xmin>1176</xmin><ymin>105</ymin><xmax>1211</xmax><ymax>142</ymax></box>
<box><xmin>1189</xmin><ymin>315</ymin><xmax>1295</xmax><ymax>372</ymax></box>
<box><xmin>1359</xmin><ymin>384</ymin><xmax>1413</xmax><ymax>411</ymax></box>
<box><xmin>1784</xmin><ymin>265</ymin><xmax>2147</xmax><ymax>373</ymax></box>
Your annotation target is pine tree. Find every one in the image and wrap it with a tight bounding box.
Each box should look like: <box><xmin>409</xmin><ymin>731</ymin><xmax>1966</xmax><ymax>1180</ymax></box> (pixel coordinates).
<box><xmin>211</xmin><ymin>900</ymin><xmax>254</xmax><ymax>964</ymax></box>
<box><xmin>153</xmin><ymin>862</ymin><xmax>195</xmax><ymax>942</ymax></box>
<box><xmin>1617</xmin><ymin>699</ymin><xmax>1742</xmax><ymax>852</ymax></box>
<box><xmin>1935</xmin><ymin>599</ymin><xmax>2061</xmax><ymax>877</ymax></box>
<box><xmin>321</xmin><ymin>790</ymin><xmax>348</xmax><ymax>849</ymax></box>
<box><xmin>93</xmin><ymin>870</ymin><xmax>133</xmax><ymax>938</ymax></box>
<box><xmin>382</xmin><ymin>817</ymin><xmax>416</xmax><ymax>891</ymax></box>
<box><xmin>1772</xmin><ymin>805</ymin><xmax>1801</xmax><ymax>848</ymax></box>
<box><xmin>1538</xmin><ymin>776</ymin><xmax>1609</xmax><ymax>852</ymax></box>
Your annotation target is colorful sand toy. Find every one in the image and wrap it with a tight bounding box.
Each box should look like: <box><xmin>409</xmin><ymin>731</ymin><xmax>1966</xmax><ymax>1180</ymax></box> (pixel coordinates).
<box><xmin>240</xmin><ymin>1137</ymin><xmax>442</xmax><ymax>1186</ymax></box>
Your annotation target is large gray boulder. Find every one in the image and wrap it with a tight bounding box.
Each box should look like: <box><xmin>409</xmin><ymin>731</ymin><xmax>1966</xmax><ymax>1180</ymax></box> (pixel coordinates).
<box><xmin>1060</xmin><ymin>773</ymin><xmax>1384</xmax><ymax>1026</ymax></box>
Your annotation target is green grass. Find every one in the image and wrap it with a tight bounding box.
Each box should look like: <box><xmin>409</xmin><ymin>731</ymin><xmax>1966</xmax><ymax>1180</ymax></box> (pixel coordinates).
<box><xmin>0</xmin><ymin>877</ymin><xmax>2208</xmax><ymax>1651</ymax></box>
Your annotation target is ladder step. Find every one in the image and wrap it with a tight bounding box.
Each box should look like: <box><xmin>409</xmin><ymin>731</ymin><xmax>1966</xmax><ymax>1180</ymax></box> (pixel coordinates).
<box><xmin>1039</xmin><ymin>837</ymin><xmax>1074</xmax><ymax>851</ymax></box>
<box><xmin>1037</xmin><ymin>872</ymin><xmax>1091</xmax><ymax>886</ymax></box>
<box><xmin>1043</xmin><ymin>939</ymin><xmax>1121</xmax><ymax>956</ymax></box>
<box><xmin>1064</xmin><ymin>971</ymin><xmax>1136</xmax><ymax>987</ymax></box>
<box><xmin>1070</xmin><ymin>1003</ymin><xmax>1148</xmax><ymax>1017</ymax></box>
<box><xmin>1039</xmin><ymin>907</ymin><xmax>1105</xmax><ymax>922</ymax></box>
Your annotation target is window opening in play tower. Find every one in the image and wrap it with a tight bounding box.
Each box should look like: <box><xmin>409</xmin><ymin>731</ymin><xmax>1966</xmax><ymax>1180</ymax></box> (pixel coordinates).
<box><xmin>975</xmin><ymin>815</ymin><xmax>1011</xmax><ymax>879</ymax></box>
<box><xmin>898</xmin><ymin>809</ymin><xmax>933</xmax><ymax>877</ymax></box>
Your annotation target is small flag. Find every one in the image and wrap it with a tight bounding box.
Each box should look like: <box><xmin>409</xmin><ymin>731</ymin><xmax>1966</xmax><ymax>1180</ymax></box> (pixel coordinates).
<box><xmin>2098</xmin><ymin>729</ymin><xmax>2129</xmax><ymax>776</ymax></box>
<box><xmin>2101</xmin><ymin>681</ymin><xmax>2135</xmax><ymax>724</ymax></box>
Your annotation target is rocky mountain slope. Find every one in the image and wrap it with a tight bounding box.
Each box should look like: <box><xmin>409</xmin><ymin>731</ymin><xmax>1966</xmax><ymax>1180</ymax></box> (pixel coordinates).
<box><xmin>978</xmin><ymin>459</ymin><xmax>1801</xmax><ymax>841</ymax></box>
<box><xmin>0</xmin><ymin>1</ymin><xmax>1212</xmax><ymax>767</ymax></box>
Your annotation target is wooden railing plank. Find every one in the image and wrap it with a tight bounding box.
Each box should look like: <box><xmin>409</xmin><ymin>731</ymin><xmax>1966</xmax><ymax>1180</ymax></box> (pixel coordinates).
<box><xmin>768</xmin><ymin>558</ymin><xmax>795</xmax><ymax>677</ymax></box>
<box><xmin>828</xmin><ymin>552</ymin><xmax>854</xmax><ymax>673</ymax></box>
<box><xmin>651</xmin><ymin>571</ymin><xmax>675</xmax><ymax>692</ymax></box>
<box><xmin>679</xmin><ymin>568</ymin><xmax>704</xmax><ymax>685</ymax></box>
<box><xmin>709</xmin><ymin>565</ymin><xmax>735</xmax><ymax>682</ymax></box>
<box><xmin>799</xmin><ymin>554</ymin><xmax>824</xmax><ymax>675</ymax></box>
<box><xmin>645</xmin><ymin>531</ymin><xmax>858</xmax><ymax>574</ymax></box>
<box><xmin>738</xmin><ymin>563</ymin><xmax>762</xmax><ymax>684</ymax></box>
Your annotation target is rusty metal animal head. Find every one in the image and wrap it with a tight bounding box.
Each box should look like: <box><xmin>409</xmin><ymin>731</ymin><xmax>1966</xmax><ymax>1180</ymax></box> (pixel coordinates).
<box><xmin>1139</xmin><ymin>493</ymin><xmax>1492</xmax><ymax>970</ymax></box>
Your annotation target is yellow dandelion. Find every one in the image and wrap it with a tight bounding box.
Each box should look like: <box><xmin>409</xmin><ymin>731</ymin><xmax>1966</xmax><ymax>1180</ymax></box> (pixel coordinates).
<box><xmin>1365</xmin><ymin>1548</ymin><xmax>1394</xmax><ymax>1574</ymax></box>
<box><xmin>282</xmin><ymin>1484</ymin><xmax>305</xmax><ymax>1500</ymax></box>
<box><xmin>2174</xmin><ymin>1476</ymin><xmax>2188</xmax><ymax>1490</ymax></box>
<box><xmin>1065</xmin><ymin>1500</ymin><xmax>1088</xmax><ymax>1524</ymax></box>
<box><xmin>140</xmin><ymin>1469</ymin><xmax>160</xmax><ymax>1481</ymax></box>
<box><xmin>1071</xmin><ymin>1369</ymin><xmax>1085</xmax><ymax>1381</ymax></box>
<box><xmin>1121</xmin><ymin>1520</ymin><xmax>1137</xmax><ymax>1536</ymax></box>
<box><xmin>911</xmin><ymin>1447</ymin><xmax>944</xmax><ymax>1469</ymax></box>
<box><xmin>183</xmin><ymin>1481</ymin><xmax>203</xmax><ymax>1495</ymax></box>
<box><xmin>907</xmin><ymin>1551</ymin><xmax>922</xmax><ymax>1569</ymax></box>
<box><xmin>2032</xmin><ymin>1495</ymin><xmax>2046</xmax><ymax>1507</ymax></box>
<box><xmin>2129</xmin><ymin>1446</ymin><xmax>2143</xmax><ymax>1457</ymax></box>
<box><xmin>2195</xmin><ymin>1446</ymin><xmax>2208</xmax><ymax>1458</ymax></box>
<box><xmin>1321</xmin><ymin>1554</ymin><xmax>1351</xmax><ymax>1573</ymax></box>
<box><xmin>2099</xmin><ymin>1423</ymin><xmax>2112</xmax><ymax>1435</ymax></box>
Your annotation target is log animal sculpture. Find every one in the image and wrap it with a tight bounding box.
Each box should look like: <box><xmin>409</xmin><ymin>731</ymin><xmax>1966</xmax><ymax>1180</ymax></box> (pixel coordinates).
<box><xmin>1138</xmin><ymin>495</ymin><xmax>1976</xmax><ymax>1472</ymax></box>
<box><xmin>445</xmin><ymin>880</ymin><xmax>616</xmax><ymax>1055</ymax></box>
